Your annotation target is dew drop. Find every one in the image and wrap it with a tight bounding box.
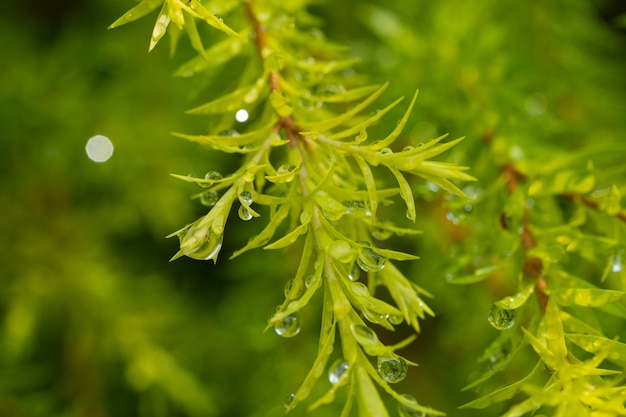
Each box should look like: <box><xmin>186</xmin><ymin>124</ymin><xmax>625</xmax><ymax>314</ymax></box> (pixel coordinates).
<box><xmin>348</xmin><ymin>262</ymin><xmax>361</xmax><ymax>281</ymax></box>
<box><xmin>377</xmin><ymin>355</ymin><xmax>407</xmax><ymax>383</ymax></box>
<box><xmin>370</xmin><ymin>220</ymin><xmax>393</xmax><ymax>240</ymax></box>
<box><xmin>379</xmin><ymin>147</ymin><xmax>393</xmax><ymax>156</ymax></box>
<box><xmin>277</xmin><ymin>164</ymin><xmax>296</xmax><ymax>175</ymax></box>
<box><xmin>218</xmin><ymin>129</ymin><xmax>239</xmax><ymax>137</ymax></box>
<box><xmin>351</xmin><ymin>324</ymin><xmax>378</xmax><ymax>344</ymax></box>
<box><xmin>284</xmin><ymin>393</ymin><xmax>295</xmax><ymax>409</ymax></box>
<box><xmin>200</xmin><ymin>191</ymin><xmax>218</xmax><ymax>207</ymax></box>
<box><xmin>487</xmin><ymin>305</ymin><xmax>516</xmax><ymax>330</ymax></box>
<box><xmin>284</xmin><ymin>278</ymin><xmax>295</xmax><ymax>297</ymax></box>
<box><xmin>363</xmin><ymin>309</ymin><xmax>388</xmax><ymax>324</ymax></box>
<box><xmin>180</xmin><ymin>224</ymin><xmax>223</xmax><ymax>262</ymax></box>
<box><xmin>239</xmin><ymin>191</ymin><xmax>253</xmax><ymax>205</ymax></box>
<box><xmin>350</xmin><ymin>282</ymin><xmax>370</xmax><ymax>297</ymax></box>
<box><xmin>343</xmin><ymin>200</ymin><xmax>371</xmax><ymax>216</ymax></box>
<box><xmin>611</xmin><ymin>252</ymin><xmax>623</xmax><ymax>273</ymax></box>
<box><xmin>305</xmin><ymin>274</ymin><xmax>318</xmax><ymax>289</ymax></box>
<box><xmin>357</xmin><ymin>247</ymin><xmax>387</xmax><ymax>272</ymax></box>
<box><xmin>398</xmin><ymin>394</ymin><xmax>429</xmax><ymax>417</ymax></box>
<box><xmin>204</xmin><ymin>171</ymin><xmax>223</xmax><ymax>182</ymax></box>
<box><xmin>402</xmin><ymin>145</ymin><xmax>414</xmax><ymax>152</ymax></box>
<box><xmin>238</xmin><ymin>205</ymin><xmax>253</xmax><ymax>221</ymax></box>
<box><xmin>327</xmin><ymin>240</ymin><xmax>354</xmax><ymax>263</ymax></box>
<box><xmin>328</xmin><ymin>359</ymin><xmax>349</xmax><ymax>385</ymax></box>
<box><xmin>274</xmin><ymin>313</ymin><xmax>301</xmax><ymax>338</ymax></box>
<box><xmin>388</xmin><ymin>314</ymin><xmax>404</xmax><ymax>325</ymax></box>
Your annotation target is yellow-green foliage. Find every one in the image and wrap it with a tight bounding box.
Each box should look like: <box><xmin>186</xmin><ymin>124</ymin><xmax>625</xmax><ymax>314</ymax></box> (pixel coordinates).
<box><xmin>2</xmin><ymin>0</ymin><xmax>625</xmax><ymax>416</ymax></box>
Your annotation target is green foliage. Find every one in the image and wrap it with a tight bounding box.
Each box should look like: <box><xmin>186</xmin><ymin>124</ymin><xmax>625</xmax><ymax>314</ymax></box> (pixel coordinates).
<box><xmin>2</xmin><ymin>0</ymin><xmax>626</xmax><ymax>416</ymax></box>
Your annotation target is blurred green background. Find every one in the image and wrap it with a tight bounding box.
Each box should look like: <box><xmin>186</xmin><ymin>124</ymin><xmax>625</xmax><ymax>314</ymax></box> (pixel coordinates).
<box><xmin>1</xmin><ymin>0</ymin><xmax>625</xmax><ymax>416</ymax></box>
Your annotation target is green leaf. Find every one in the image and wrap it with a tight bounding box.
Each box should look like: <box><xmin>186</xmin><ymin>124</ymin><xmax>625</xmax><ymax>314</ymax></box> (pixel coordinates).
<box><xmin>554</xmin><ymin>288</ymin><xmax>626</xmax><ymax>308</ymax></box>
<box><xmin>566</xmin><ymin>334</ymin><xmax>626</xmax><ymax>365</ymax></box>
<box><xmin>528</xmin><ymin>168</ymin><xmax>595</xmax><ymax>196</ymax></box>
<box><xmin>446</xmin><ymin>264</ymin><xmax>499</xmax><ymax>285</ymax></box>
<box><xmin>269</xmin><ymin>90</ymin><xmax>293</xmax><ymax>117</ymax></box>
<box><xmin>173</xmin><ymin>31</ymin><xmax>249</xmax><ymax>76</ymax></box>
<box><xmin>172</xmin><ymin>122</ymin><xmax>275</xmax><ymax>152</ymax></box>
<box><xmin>264</xmin><ymin>223</ymin><xmax>309</xmax><ymax>250</ymax></box>
<box><xmin>108</xmin><ymin>0</ymin><xmax>163</xmax><ymax>29</ymax></box>
<box><xmin>181</xmin><ymin>0</ymin><xmax>239</xmax><ymax>38</ymax></box>
<box><xmin>353</xmin><ymin>155</ymin><xmax>378</xmax><ymax>217</ymax></box>
<box><xmin>368</xmin><ymin>89</ymin><xmax>418</xmax><ymax>151</ymax></box>
<box><xmin>230</xmin><ymin>204</ymin><xmax>290</xmax><ymax>258</ymax></box>
<box><xmin>356</xmin><ymin>366</ymin><xmax>390</xmax><ymax>417</ymax></box>
<box><xmin>495</xmin><ymin>283</ymin><xmax>535</xmax><ymax>310</ymax></box>
<box><xmin>544</xmin><ymin>297</ymin><xmax>568</xmax><ymax>367</ymax></box>
<box><xmin>327</xmin><ymin>96</ymin><xmax>404</xmax><ymax>140</ymax></box>
<box><xmin>461</xmin><ymin>361</ymin><xmax>543</xmax><ymax>409</ymax></box>
<box><xmin>389</xmin><ymin>168</ymin><xmax>416</xmax><ymax>221</ymax></box>
<box><xmin>302</xmin><ymin>83</ymin><xmax>389</xmax><ymax>132</ymax></box>
<box><xmin>186</xmin><ymin>75</ymin><xmax>268</xmax><ymax>115</ymax></box>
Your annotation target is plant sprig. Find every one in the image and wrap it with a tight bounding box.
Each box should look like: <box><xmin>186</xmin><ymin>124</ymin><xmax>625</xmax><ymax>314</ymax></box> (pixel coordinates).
<box><xmin>111</xmin><ymin>0</ymin><xmax>474</xmax><ymax>414</ymax></box>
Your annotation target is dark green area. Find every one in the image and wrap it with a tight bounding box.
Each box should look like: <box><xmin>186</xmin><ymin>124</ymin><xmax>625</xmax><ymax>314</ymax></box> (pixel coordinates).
<box><xmin>1</xmin><ymin>1</ymin><xmax>625</xmax><ymax>416</ymax></box>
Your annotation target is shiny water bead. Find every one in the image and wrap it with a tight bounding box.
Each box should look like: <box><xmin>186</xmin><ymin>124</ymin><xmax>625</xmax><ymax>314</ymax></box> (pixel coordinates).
<box><xmin>350</xmin><ymin>282</ymin><xmax>370</xmax><ymax>297</ymax></box>
<box><xmin>305</xmin><ymin>274</ymin><xmax>318</xmax><ymax>289</ymax></box>
<box><xmin>274</xmin><ymin>313</ymin><xmax>301</xmax><ymax>338</ymax></box>
<box><xmin>347</xmin><ymin>262</ymin><xmax>361</xmax><ymax>281</ymax></box>
<box><xmin>363</xmin><ymin>309</ymin><xmax>388</xmax><ymax>324</ymax></box>
<box><xmin>204</xmin><ymin>171</ymin><xmax>223</xmax><ymax>182</ymax></box>
<box><xmin>351</xmin><ymin>324</ymin><xmax>378</xmax><ymax>344</ymax></box>
<box><xmin>388</xmin><ymin>313</ymin><xmax>404</xmax><ymax>325</ymax></box>
<box><xmin>402</xmin><ymin>145</ymin><xmax>415</xmax><ymax>152</ymax></box>
<box><xmin>379</xmin><ymin>147</ymin><xmax>393</xmax><ymax>156</ymax></box>
<box><xmin>283</xmin><ymin>393</ymin><xmax>295</xmax><ymax>409</ymax></box>
<box><xmin>328</xmin><ymin>240</ymin><xmax>354</xmax><ymax>263</ymax></box>
<box><xmin>488</xmin><ymin>305</ymin><xmax>516</xmax><ymax>330</ymax></box>
<box><xmin>342</xmin><ymin>200</ymin><xmax>371</xmax><ymax>216</ymax></box>
<box><xmin>328</xmin><ymin>359</ymin><xmax>350</xmax><ymax>385</ymax></box>
<box><xmin>370</xmin><ymin>220</ymin><xmax>393</xmax><ymax>240</ymax></box>
<box><xmin>377</xmin><ymin>355</ymin><xmax>408</xmax><ymax>383</ymax></box>
<box><xmin>238</xmin><ymin>205</ymin><xmax>253</xmax><ymax>221</ymax></box>
<box><xmin>277</xmin><ymin>164</ymin><xmax>296</xmax><ymax>175</ymax></box>
<box><xmin>239</xmin><ymin>191</ymin><xmax>253</xmax><ymax>205</ymax></box>
<box><xmin>180</xmin><ymin>225</ymin><xmax>223</xmax><ymax>262</ymax></box>
<box><xmin>200</xmin><ymin>191</ymin><xmax>218</xmax><ymax>207</ymax></box>
<box><xmin>398</xmin><ymin>394</ymin><xmax>430</xmax><ymax>417</ymax></box>
<box><xmin>218</xmin><ymin>129</ymin><xmax>240</xmax><ymax>136</ymax></box>
<box><xmin>356</xmin><ymin>247</ymin><xmax>387</xmax><ymax>272</ymax></box>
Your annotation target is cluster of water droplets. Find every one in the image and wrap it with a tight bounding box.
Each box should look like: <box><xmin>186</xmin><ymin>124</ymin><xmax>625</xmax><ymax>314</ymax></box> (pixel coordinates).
<box><xmin>487</xmin><ymin>304</ymin><xmax>516</xmax><ymax>330</ymax></box>
<box><xmin>238</xmin><ymin>191</ymin><xmax>254</xmax><ymax>221</ymax></box>
<box><xmin>342</xmin><ymin>200</ymin><xmax>371</xmax><ymax>216</ymax></box>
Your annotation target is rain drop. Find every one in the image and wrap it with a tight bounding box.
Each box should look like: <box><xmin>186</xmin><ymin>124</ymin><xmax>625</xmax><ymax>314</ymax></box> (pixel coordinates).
<box><xmin>284</xmin><ymin>393</ymin><xmax>295</xmax><ymax>409</ymax></box>
<box><xmin>379</xmin><ymin>148</ymin><xmax>393</xmax><ymax>156</ymax></box>
<box><xmin>238</xmin><ymin>205</ymin><xmax>253</xmax><ymax>221</ymax></box>
<box><xmin>343</xmin><ymin>200</ymin><xmax>371</xmax><ymax>216</ymax></box>
<box><xmin>611</xmin><ymin>252</ymin><xmax>623</xmax><ymax>273</ymax></box>
<box><xmin>200</xmin><ymin>191</ymin><xmax>218</xmax><ymax>207</ymax></box>
<box><xmin>351</xmin><ymin>324</ymin><xmax>378</xmax><ymax>344</ymax></box>
<box><xmin>305</xmin><ymin>274</ymin><xmax>318</xmax><ymax>289</ymax></box>
<box><xmin>204</xmin><ymin>171</ymin><xmax>223</xmax><ymax>181</ymax></box>
<box><xmin>274</xmin><ymin>313</ymin><xmax>301</xmax><ymax>338</ymax></box>
<box><xmin>277</xmin><ymin>164</ymin><xmax>296</xmax><ymax>175</ymax></box>
<box><xmin>488</xmin><ymin>305</ymin><xmax>516</xmax><ymax>330</ymax></box>
<box><xmin>356</xmin><ymin>247</ymin><xmax>387</xmax><ymax>272</ymax></box>
<box><xmin>239</xmin><ymin>191</ymin><xmax>253</xmax><ymax>205</ymax></box>
<box><xmin>398</xmin><ymin>394</ymin><xmax>429</xmax><ymax>417</ymax></box>
<box><xmin>218</xmin><ymin>129</ymin><xmax>240</xmax><ymax>136</ymax></box>
<box><xmin>402</xmin><ymin>145</ymin><xmax>414</xmax><ymax>152</ymax></box>
<box><xmin>363</xmin><ymin>309</ymin><xmax>388</xmax><ymax>324</ymax></box>
<box><xmin>180</xmin><ymin>225</ymin><xmax>223</xmax><ymax>262</ymax></box>
<box><xmin>348</xmin><ymin>262</ymin><xmax>361</xmax><ymax>281</ymax></box>
<box><xmin>328</xmin><ymin>359</ymin><xmax>349</xmax><ymax>385</ymax></box>
<box><xmin>389</xmin><ymin>314</ymin><xmax>404</xmax><ymax>325</ymax></box>
<box><xmin>327</xmin><ymin>240</ymin><xmax>354</xmax><ymax>263</ymax></box>
<box><xmin>371</xmin><ymin>220</ymin><xmax>393</xmax><ymax>240</ymax></box>
<box><xmin>377</xmin><ymin>355</ymin><xmax>407</xmax><ymax>383</ymax></box>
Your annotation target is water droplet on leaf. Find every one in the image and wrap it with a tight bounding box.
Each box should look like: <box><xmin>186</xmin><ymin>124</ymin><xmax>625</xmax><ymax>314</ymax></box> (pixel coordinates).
<box><xmin>379</xmin><ymin>148</ymin><xmax>393</xmax><ymax>155</ymax></box>
<box><xmin>239</xmin><ymin>191</ymin><xmax>253</xmax><ymax>205</ymax></box>
<box><xmin>284</xmin><ymin>393</ymin><xmax>295</xmax><ymax>409</ymax></box>
<box><xmin>218</xmin><ymin>129</ymin><xmax>240</xmax><ymax>136</ymax></box>
<box><xmin>327</xmin><ymin>240</ymin><xmax>354</xmax><ymax>262</ymax></box>
<box><xmin>277</xmin><ymin>164</ymin><xmax>296</xmax><ymax>175</ymax></box>
<box><xmin>377</xmin><ymin>355</ymin><xmax>407</xmax><ymax>383</ymax></box>
<box><xmin>357</xmin><ymin>247</ymin><xmax>387</xmax><ymax>272</ymax></box>
<box><xmin>351</xmin><ymin>324</ymin><xmax>378</xmax><ymax>344</ymax></box>
<box><xmin>305</xmin><ymin>274</ymin><xmax>318</xmax><ymax>289</ymax></box>
<box><xmin>342</xmin><ymin>200</ymin><xmax>371</xmax><ymax>216</ymax></box>
<box><xmin>200</xmin><ymin>191</ymin><xmax>218</xmax><ymax>207</ymax></box>
<box><xmin>204</xmin><ymin>171</ymin><xmax>223</xmax><ymax>182</ymax></box>
<box><xmin>402</xmin><ymin>145</ymin><xmax>414</xmax><ymax>152</ymax></box>
<box><xmin>348</xmin><ymin>262</ymin><xmax>361</xmax><ymax>281</ymax></box>
<box><xmin>180</xmin><ymin>224</ymin><xmax>223</xmax><ymax>262</ymax></box>
<box><xmin>274</xmin><ymin>313</ymin><xmax>301</xmax><ymax>338</ymax></box>
<box><xmin>238</xmin><ymin>205</ymin><xmax>253</xmax><ymax>221</ymax></box>
<box><xmin>488</xmin><ymin>305</ymin><xmax>516</xmax><ymax>330</ymax></box>
<box><xmin>371</xmin><ymin>220</ymin><xmax>393</xmax><ymax>240</ymax></box>
<box><xmin>398</xmin><ymin>394</ymin><xmax>429</xmax><ymax>417</ymax></box>
<box><xmin>328</xmin><ymin>359</ymin><xmax>349</xmax><ymax>385</ymax></box>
